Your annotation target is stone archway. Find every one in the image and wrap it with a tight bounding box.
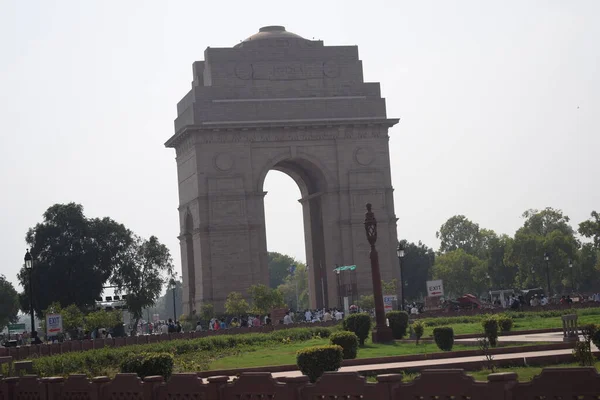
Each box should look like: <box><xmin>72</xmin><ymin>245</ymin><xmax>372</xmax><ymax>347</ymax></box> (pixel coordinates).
<box><xmin>166</xmin><ymin>26</ymin><xmax>400</xmax><ymax>313</ymax></box>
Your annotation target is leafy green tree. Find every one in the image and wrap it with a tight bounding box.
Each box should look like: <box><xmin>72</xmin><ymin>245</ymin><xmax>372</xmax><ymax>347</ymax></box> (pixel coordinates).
<box><xmin>278</xmin><ymin>263</ymin><xmax>308</xmax><ymax>310</ymax></box>
<box><xmin>433</xmin><ymin>249</ymin><xmax>487</xmax><ymax>296</ymax></box>
<box><xmin>381</xmin><ymin>279</ymin><xmax>397</xmax><ymax>295</ymax></box>
<box><xmin>0</xmin><ymin>275</ymin><xmax>19</xmax><ymax>331</ymax></box>
<box><xmin>41</xmin><ymin>302</ymin><xmax>84</xmax><ymax>337</ymax></box>
<box><xmin>357</xmin><ymin>294</ymin><xmax>375</xmax><ymax>310</ymax></box>
<box><xmin>480</xmin><ymin>231</ymin><xmax>518</xmax><ymax>290</ymax></box>
<box><xmin>83</xmin><ymin>309</ymin><xmax>122</xmax><ymax>332</ymax></box>
<box><xmin>572</xmin><ymin>244</ymin><xmax>600</xmax><ymax>292</ymax></box>
<box><xmin>18</xmin><ymin>203</ymin><xmax>133</xmax><ymax>315</ymax></box>
<box><xmin>248</xmin><ymin>284</ymin><xmax>286</xmax><ymax>315</ymax></box>
<box><xmin>508</xmin><ymin>208</ymin><xmax>578</xmax><ymax>294</ymax></box>
<box><xmin>110</xmin><ymin>235</ymin><xmax>173</xmax><ymax>332</ymax></box>
<box><xmin>225</xmin><ymin>292</ymin><xmax>250</xmax><ymax>316</ymax></box>
<box><xmin>436</xmin><ymin>215</ymin><xmax>484</xmax><ymax>256</ymax></box>
<box><xmin>268</xmin><ymin>252</ymin><xmax>300</xmax><ymax>288</ymax></box>
<box><xmin>199</xmin><ymin>303</ymin><xmax>214</xmax><ymax>321</ymax></box>
<box><xmin>579</xmin><ymin>211</ymin><xmax>600</xmax><ymax>249</ymax></box>
<box><xmin>398</xmin><ymin>240</ymin><xmax>435</xmax><ymax>300</ymax></box>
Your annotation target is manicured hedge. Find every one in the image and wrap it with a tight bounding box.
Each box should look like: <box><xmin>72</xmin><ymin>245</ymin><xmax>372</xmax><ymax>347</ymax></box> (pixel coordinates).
<box><xmin>482</xmin><ymin>316</ymin><xmax>499</xmax><ymax>347</ymax></box>
<box><xmin>297</xmin><ymin>345</ymin><xmax>343</xmax><ymax>382</ymax></box>
<box><xmin>433</xmin><ymin>327</ymin><xmax>454</xmax><ymax>351</ymax></box>
<box><xmin>31</xmin><ymin>326</ymin><xmax>335</xmax><ymax>377</ymax></box>
<box><xmin>330</xmin><ymin>331</ymin><xmax>358</xmax><ymax>359</ymax></box>
<box><xmin>387</xmin><ymin>311</ymin><xmax>409</xmax><ymax>339</ymax></box>
<box><xmin>343</xmin><ymin>313</ymin><xmax>372</xmax><ymax>346</ymax></box>
<box><xmin>120</xmin><ymin>352</ymin><xmax>174</xmax><ymax>378</ymax></box>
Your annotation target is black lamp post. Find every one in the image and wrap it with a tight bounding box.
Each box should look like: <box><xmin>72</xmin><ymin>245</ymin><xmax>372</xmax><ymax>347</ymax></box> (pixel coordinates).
<box><xmin>544</xmin><ymin>252</ymin><xmax>551</xmax><ymax>298</ymax></box>
<box><xmin>568</xmin><ymin>259</ymin><xmax>574</xmax><ymax>293</ymax></box>
<box><xmin>169</xmin><ymin>278</ymin><xmax>177</xmax><ymax>320</ymax></box>
<box><xmin>364</xmin><ymin>203</ymin><xmax>393</xmax><ymax>343</ymax></box>
<box><xmin>24</xmin><ymin>249</ymin><xmax>35</xmax><ymax>333</ymax></box>
<box><xmin>396</xmin><ymin>243</ymin><xmax>405</xmax><ymax>311</ymax></box>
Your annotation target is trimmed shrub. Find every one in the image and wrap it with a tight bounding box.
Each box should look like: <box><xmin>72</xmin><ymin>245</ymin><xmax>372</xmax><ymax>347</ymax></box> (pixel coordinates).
<box><xmin>330</xmin><ymin>331</ymin><xmax>359</xmax><ymax>359</ymax></box>
<box><xmin>312</xmin><ymin>327</ymin><xmax>333</xmax><ymax>338</ymax></box>
<box><xmin>591</xmin><ymin>328</ymin><xmax>600</xmax><ymax>352</ymax></box>
<box><xmin>482</xmin><ymin>316</ymin><xmax>499</xmax><ymax>347</ymax></box>
<box><xmin>387</xmin><ymin>311</ymin><xmax>409</xmax><ymax>339</ymax></box>
<box><xmin>296</xmin><ymin>345</ymin><xmax>343</xmax><ymax>382</ymax></box>
<box><xmin>412</xmin><ymin>321</ymin><xmax>424</xmax><ymax>345</ymax></box>
<box><xmin>497</xmin><ymin>315</ymin><xmax>513</xmax><ymax>332</ymax></box>
<box><xmin>343</xmin><ymin>313</ymin><xmax>371</xmax><ymax>346</ymax></box>
<box><xmin>120</xmin><ymin>352</ymin><xmax>174</xmax><ymax>378</ymax></box>
<box><xmin>433</xmin><ymin>327</ymin><xmax>454</xmax><ymax>351</ymax></box>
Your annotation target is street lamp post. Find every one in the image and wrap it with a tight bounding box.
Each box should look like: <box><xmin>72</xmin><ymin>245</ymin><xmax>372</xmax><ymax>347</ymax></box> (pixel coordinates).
<box><xmin>364</xmin><ymin>203</ymin><xmax>393</xmax><ymax>343</ymax></box>
<box><xmin>544</xmin><ymin>252</ymin><xmax>551</xmax><ymax>298</ymax></box>
<box><xmin>569</xmin><ymin>259</ymin><xmax>574</xmax><ymax>293</ymax></box>
<box><xmin>396</xmin><ymin>243</ymin><xmax>405</xmax><ymax>311</ymax></box>
<box><xmin>24</xmin><ymin>250</ymin><xmax>34</xmax><ymax>333</ymax></box>
<box><xmin>170</xmin><ymin>279</ymin><xmax>177</xmax><ymax>320</ymax></box>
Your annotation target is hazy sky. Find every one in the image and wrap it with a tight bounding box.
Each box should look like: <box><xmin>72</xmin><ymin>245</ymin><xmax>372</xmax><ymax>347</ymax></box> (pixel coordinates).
<box><xmin>1</xmin><ymin>0</ymin><xmax>598</xmax><ymax>292</ymax></box>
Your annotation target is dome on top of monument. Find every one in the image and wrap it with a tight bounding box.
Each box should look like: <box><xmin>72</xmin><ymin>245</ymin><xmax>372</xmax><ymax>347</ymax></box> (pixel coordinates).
<box><xmin>236</xmin><ymin>26</ymin><xmax>306</xmax><ymax>47</ymax></box>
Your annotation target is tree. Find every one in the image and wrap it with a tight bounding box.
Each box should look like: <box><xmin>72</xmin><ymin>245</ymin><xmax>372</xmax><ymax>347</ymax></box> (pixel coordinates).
<box><xmin>436</xmin><ymin>215</ymin><xmax>484</xmax><ymax>256</ymax></box>
<box><xmin>433</xmin><ymin>249</ymin><xmax>488</xmax><ymax>296</ymax></box>
<box><xmin>382</xmin><ymin>279</ymin><xmax>397</xmax><ymax>295</ymax></box>
<box><xmin>248</xmin><ymin>284</ymin><xmax>286</xmax><ymax>315</ymax></box>
<box><xmin>41</xmin><ymin>302</ymin><xmax>84</xmax><ymax>338</ymax></box>
<box><xmin>18</xmin><ymin>203</ymin><xmax>133</xmax><ymax>315</ymax></box>
<box><xmin>199</xmin><ymin>303</ymin><xmax>214</xmax><ymax>321</ymax></box>
<box><xmin>110</xmin><ymin>235</ymin><xmax>173</xmax><ymax>333</ymax></box>
<box><xmin>0</xmin><ymin>275</ymin><xmax>19</xmax><ymax>331</ymax></box>
<box><xmin>579</xmin><ymin>211</ymin><xmax>600</xmax><ymax>249</ymax></box>
<box><xmin>268</xmin><ymin>252</ymin><xmax>299</xmax><ymax>289</ymax></box>
<box><xmin>398</xmin><ymin>240</ymin><xmax>435</xmax><ymax>300</ymax></box>
<box><xmin>357</xmin><ymin>295</ymin><xmax>375</xmax><ymax>310</ymax></box>
<box><xmin>277</xmin><ymin>263</ymin><xmax>308</xmax><ymax>310</ymax></box>
<box><xmin>480</xmin><ymin>231</ymin><xmax>518</xmax><ymax>290</ymax></box>
<box><xmin>225</xmin><ymin>292</ymin><xmax>250</xmax><ymax>316</ymax></box>
<box><xmin>508</xmin><ymin>208</ymin><xmax>579</xmax><ymax>294</ymax></box>
<box><xmin>83</xmin><ymin>309</ymin><xmax>122</xmax><ymax>332</ymax></box>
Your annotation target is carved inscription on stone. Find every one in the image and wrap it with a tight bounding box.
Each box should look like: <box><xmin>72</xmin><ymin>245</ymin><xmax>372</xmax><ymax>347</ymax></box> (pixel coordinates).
<box><xmin>211</xmin><ymin>200</ymin><xmax>244</xmax><ymax>218</ymax></box>
<box><xmin>251</xmin><ymin>62</ymin><xmax>324</xmax><ymax>80</ymax></box>
<box><xmin>189</xmin><ymin>130</ymin><xmax>387</xmax><ymax>144</ymax></box>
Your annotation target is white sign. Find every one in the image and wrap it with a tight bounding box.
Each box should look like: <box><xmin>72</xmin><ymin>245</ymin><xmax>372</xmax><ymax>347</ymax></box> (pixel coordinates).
<box><xmin>383</xmin><ymin>295</ymin><xmax>397</xmax><ymax>312</ymax></box>
<box><xmin>46</xmin><ymin>313</ymin><xmax>63</xmax><ymax>335</ymax></box>
<box><xmin>427</xmin><ymin>280</ymin><xmax>444</xmax><ymax>297</ymax></box>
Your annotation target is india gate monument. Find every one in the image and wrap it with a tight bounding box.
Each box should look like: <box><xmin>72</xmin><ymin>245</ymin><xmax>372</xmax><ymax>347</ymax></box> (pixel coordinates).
<box><xmin>165</xmin><ymin>26</ymin><xmax>399</xmax><ymax>313</ymax></box>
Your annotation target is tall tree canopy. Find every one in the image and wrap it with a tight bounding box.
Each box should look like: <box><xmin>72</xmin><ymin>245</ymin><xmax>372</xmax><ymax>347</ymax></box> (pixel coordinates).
<box><xmin>18</xmin><ymin>203</ymin><xmax>172</xmax><ymax>327</ymax></box>
<box><xmin>398</xmin><ymin>240</ymin><xmax>435</xmax><ymax>300</ymax></box>
<box><xmin>0</xmin><ymin>275</ymin><xmax>20</xmax><ymax>331</ymax></box>
<box><xmin>579</xmin><ymin>211</ymin><xmax>600</xmax><ymax>249</ymax></box>
<box><xmin>268</xmin><ymin>252</ymin><xmax>300</xmax><ymax>289</ymax></box>
<box><xmin>432</xmin><ymin>249</ymin><xmax>488</xmax><ymax>296</ymax></box>
<box><xmin>507</xmin><ymin>208</ymin><xmax>578</xmax><ymax>294</ymax></box>
<box><xmin>110</xmin><ymin>235</ymin><xmax>173</xmax><ymax>329</ymax></box>
<box><xmin>436</xmin><ymin>215</ymin><xmax>484</xmax><ymax>256</ymax></box>
<box><xmin>277</xmin><ymin>263</ymin><xmax>309</xmax><ymax>310</ymax></box>
<box><xmin>18</xmin><ymin>203</ymin><xmax>132</xmax><ymax>316</ymax></box>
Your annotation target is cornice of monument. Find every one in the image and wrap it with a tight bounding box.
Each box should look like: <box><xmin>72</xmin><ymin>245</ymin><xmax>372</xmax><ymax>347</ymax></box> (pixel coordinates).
<box><xmin>165</xmin><ymin>117</ymin><xmax>399</xmax><ymax>148</ymax></box>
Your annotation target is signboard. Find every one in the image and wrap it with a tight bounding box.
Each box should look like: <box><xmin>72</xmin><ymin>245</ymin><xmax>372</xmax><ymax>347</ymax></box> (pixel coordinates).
<box><xmin>8</xmin><ymin>323</ymin><xmax>26</xmax><ymax>333</ymax></box>
<box><xmin>427</xmin><ymin>280</ymin><xmax>444</xmax><ymax>297</ymax></box>
<box><xmin>46</xmin><ymin>313</ymin><xmax>63</xmax><ymax>336</ymax></box>
<box><xmin>383</xmin><ymin>295</ymin><xmax>397</xmax><ymax>312</ymax></box>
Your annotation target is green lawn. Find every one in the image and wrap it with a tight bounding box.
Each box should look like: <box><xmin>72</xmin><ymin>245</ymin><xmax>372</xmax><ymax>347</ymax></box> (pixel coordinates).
<box><xmin>206</xmin><ymin>337</ymin><xmax>538</xmax><ymax>371</ymax></box>
<box><xmin>421</xmin><ymin>313</ymin><xmax>600</xmax><ymax>338</ymax></box>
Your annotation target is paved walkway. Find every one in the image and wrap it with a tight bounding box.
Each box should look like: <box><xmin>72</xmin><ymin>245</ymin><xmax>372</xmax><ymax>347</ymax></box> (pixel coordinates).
<box><xmin>268</xmin><ymin>332</ymin><xmax>597</xmax><ymax>379</ymax></box>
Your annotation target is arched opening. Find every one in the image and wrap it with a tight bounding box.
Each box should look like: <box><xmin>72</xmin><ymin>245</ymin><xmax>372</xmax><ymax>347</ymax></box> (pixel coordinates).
<box><xmin>261</xmin><ymin>156</ymin><xmax>330</xmax><ymax>309</ymax></box>
<box><xmin>184</xmin><ymin>213</ymin><xmax>196</xmax><ymax>313</ymax></box>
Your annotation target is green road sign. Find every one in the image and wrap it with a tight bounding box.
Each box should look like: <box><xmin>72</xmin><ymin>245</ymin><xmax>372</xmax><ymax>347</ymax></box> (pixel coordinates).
<box><xmin>8</xmin><ymin>323</ymin><xmax>26</xmax><ymax>332</ymax></box>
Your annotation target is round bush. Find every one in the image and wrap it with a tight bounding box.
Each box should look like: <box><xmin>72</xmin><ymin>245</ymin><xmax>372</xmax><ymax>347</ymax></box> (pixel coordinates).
<box><xmin>387</xmin><ymin>311</ymin><xmax>409</xmax><ymax>339</ymax></box>
<box><xmin>120</xmin><ymin>352</ymin><xmax>174</xmax><ymax>378</ymax></box>
<box><xmin>296</xmin><ymin>345</ymin><xmax>343</xmax><ymax>382</ymax></box>
<box><xmin>343</xmin><ymin>313</ymin><xmax>372</xmax><ymax>346</ymax></box>
<box><xmin>330</xmin><ymin>331</ymin><xmax>359</xmax><ymax>359</ymax></box>
<box><xmin>497</xmin><ymin>315</ymin><xmax>513</xmax><ymax>332</ymax></box>
<box><xmin>412</xmin><ymin>321</ymin><xmax>424</xmax><ymax>344</ymax></box>
<box><xmin>482</xmin><ymin>316</ymin><xmax>499</xmax><ymax>347</ymax></box>
<box><xmin>433</xmin><ymin>327</ymin><xmax>454</xmax><ymax>351</ymax></box>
